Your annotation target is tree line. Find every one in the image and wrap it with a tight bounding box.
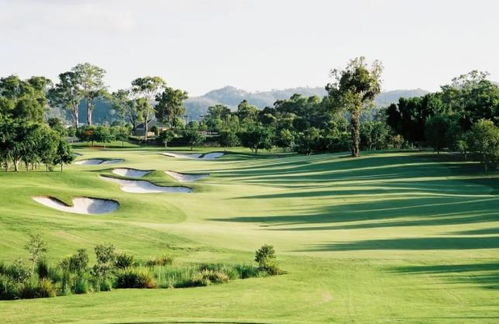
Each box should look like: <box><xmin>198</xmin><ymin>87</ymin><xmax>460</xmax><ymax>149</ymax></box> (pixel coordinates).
<box><xmin>48</xmin><ymin>63</ymin><xmax>188</xmax><ymax>143</ymax></box>
<box><xmin>1</xmin><ymin>59</ymin><xmax>498</xmax><ymax>171</ymax></box>
<box><xmin>194</xmin><ymin>60</ymin><xmax>498</xmax><ymax>170</ymax></box>
<box><xmin>0</xmin><ymin>76</ymin><xmax>73</xmax><ymax>171</ymax></box>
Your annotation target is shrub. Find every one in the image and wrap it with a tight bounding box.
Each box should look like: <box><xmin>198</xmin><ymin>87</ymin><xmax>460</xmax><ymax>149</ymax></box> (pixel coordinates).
<box><xmin>198</xmin><ymin>263</ymin><xmax>239</xmax><ymax>280</ymax></box>
<box><xmin>255</xmin><ymin>244</ymin><xmax>282</xmax><ymax>275</ymax></box>
<box><xmin>204</xmin><ymin>270</ymin><xmax>229</xmax><ymax>284</ymax></box>
<box><xmin>91</xmin><ymin>264</ymin><xmax>113</xmax><ymax>279</ymax></box>
<box><xmin>114</xmin><ymin>253</ymin><xmax>134</xmax><ymax>269</ymax></box>
<box><xmin>38</xmin><ymin>279</ymin><xmax>56</xmax><ymax>297</ymax></box>
<box><xmin>95</xmin><ymin>244</ymin><xmax>116</xmax><ymax>265</ymax></box>
<box><xmin>190</xmin><ymin>270</ymin><xmax>229</xmax><ymax>287</ymax></box>
<box><xmin>0</xmin><ymin>275</ymin><xmax>18</xmax><ymax>300</ymax></box>
<box><xmin>47</xmin><ymin>266</ymin><xmax>63</xmax><ymax>283</ymax></box>
<box><xmin>99</xmin><ymin>279</ymin><xmax>113</xmax><ymax>292</ymax></box>
<box><xmin>234</xmin><ymin>264</ymin><xmax>264</xmax><ymax>279</ymax></box>
<box><xmin>36</xmin><ymin>259</ymin><xmax>49</xmax><ymax>279</ymax></box>
<box><xmin>145</xmin><ymin>255</ymin><xmax>173</xmax><ymax>267</ymax></box>
<box><xmin>59</xmin><ymin>270</ymin><xmax>72</xmax><ymax>296</ymax></box>
<box><xmin>73</xmin><ymin>276</ymin><xmax>89</xmax><ymax>294</ymax></box>
<box><xmin>1</xmin><ymin>259</ymin><xmax>31</xmax><ymax>283</ymax></box>
<box><xmin>153</xmin><ymin>266</ymin><xmax>198</xmax><ymax>288</ymax></box>
<box><xmin>18</xmin><ymin>279</ymin><xmax>56</xmax><ymax>299</ymax></box>
<box><xmin>114</xmin><ymin>268</ymin><xmax>156</xmax><ymax>289</ymax></box>
<box><xmin>59</xmin><ymin>249</ymin><xmax>89</xmax><ymax>274</ymax></box>
<box><xmin>189</xmin><ymin>272</ymin><xmax>210</xmax><ymax>287</ymax></box>
<box><xmin>93</xmin><ymin>244</ymin><xmax>116</xmax><ymax>278</ymax></box>
<box><xmin>24</xmin><ymin>233</ymin><xmax>48</xmax><ymax>273</ymax></box>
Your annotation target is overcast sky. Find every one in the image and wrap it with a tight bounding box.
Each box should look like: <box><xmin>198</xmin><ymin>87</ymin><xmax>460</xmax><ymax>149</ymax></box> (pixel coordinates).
<box><xmin>0</xmin><ymin>0</ymin><xmax>497</xmax><ymax>96</ymax></box>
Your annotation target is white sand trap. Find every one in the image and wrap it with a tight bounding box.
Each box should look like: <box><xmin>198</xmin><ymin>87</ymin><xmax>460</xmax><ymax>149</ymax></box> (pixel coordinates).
<box><xmin>200</xmin><ymin>152</ymin><xmax>224</xmax><ymax>160</ymax></box>
<box><xmin>162</xmin><ymin>152</ymin><xmax>202</xmax><ymax>159</ymax></box>
<box><xmin>75</xmin><ymin>159</ymin><xmax>123</xmax><ymax>165</ymax></box>
<box><xmin>162</xmin><ymin>152</ymin><xmax>224</xmax><ymax>160</ymax></box>
<box><xmin>165</xmin><ymin>170</ymin><xmax>209</xmax><ymax>182</ymax></box>
<box><xmin>101</xmin><ymin>159</ymin><xmax>124</xmax><ymax>164</ymax></box>
<box><xmin>112</xmin><ymin>168</ymin><xmax>151</xmax><ymax>178</ymax></box>
<box><xmin>32</xmin><ymin>196</ymin><xmax>119</xmax><ymax>214</ymax></box>
<box><xmin>100</xmin><ymin>176</ymin><xmax>192</xmax><ymax>193</ymax></box>
<box><xmin>75</xmin><ymin>159</ymin><xmax>104</xmax><ymax>165</ymax></box>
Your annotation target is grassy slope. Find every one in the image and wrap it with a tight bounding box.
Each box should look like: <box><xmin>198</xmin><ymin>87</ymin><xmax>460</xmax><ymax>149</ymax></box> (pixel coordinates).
<box><xmin>0</xmin><ymin>147</ymin><xmax>498</xmax><ymax>323</ymax></box>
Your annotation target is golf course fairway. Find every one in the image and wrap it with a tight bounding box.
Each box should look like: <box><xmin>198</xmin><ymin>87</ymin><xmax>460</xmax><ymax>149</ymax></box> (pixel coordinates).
<box><xmin>0</xmin><ymin>148</ymin><xmax>498</xmax><ymax>323</ymax></box>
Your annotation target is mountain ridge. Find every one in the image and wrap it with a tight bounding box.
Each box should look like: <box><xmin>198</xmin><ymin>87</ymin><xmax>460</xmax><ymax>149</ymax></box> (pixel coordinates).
<box><xmin>185</xmin><ymin>86</ymin><xmax>429</xmax><ymax>119</ymax></box>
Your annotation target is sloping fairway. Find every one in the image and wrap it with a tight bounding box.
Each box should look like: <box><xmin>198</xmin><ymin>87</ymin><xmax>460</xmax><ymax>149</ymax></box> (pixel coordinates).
<box><xmin>0</xmin><ymin>148</ymin><xmax>498</xmax><ymax>323</ymax></box>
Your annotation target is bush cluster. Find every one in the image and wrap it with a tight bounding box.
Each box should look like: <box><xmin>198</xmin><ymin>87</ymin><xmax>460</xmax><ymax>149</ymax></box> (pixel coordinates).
<box><xmin>0</xmin><ymin>236</ymin><xmax>283</xmax><ymax>300</ymax></box>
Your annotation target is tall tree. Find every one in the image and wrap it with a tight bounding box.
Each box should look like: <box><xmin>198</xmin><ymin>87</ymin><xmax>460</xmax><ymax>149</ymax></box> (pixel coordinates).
<box><xmin>0</xmin><ymin>75</ymin><xmax>50</xmax><ymax>123</ymax></box>
<box><xmin>131</xmin><ymin>76</ymin><xmax>166</xmax><ymax>141</ymax></box>
<box><xmin>111</xmin><ymin>89</ymin><xmax>140</xmax><ymax>133</ymax></box>
<box><xmin>155</xmin><ymin>87</ymin><xmax>188</xmax><ymax>128</ymax></box>
<box><xmin>72</xmin><ymin>63</ymin><xmax>106</xmax><ymax>126</ymax></box>
<box><xmin>326</xmin><ymin>57</ymin><xmax>383</xmax><ymax>157</ymax></box>
<box><xmin>466</xmin><ymin>119</ymin><xmax>499</xmax><ymax>172</ymax></box>
<box><xmin>237</xmin><ymin>100</ymin><xmax>258</xmax><ymax>127</ymax></box>
<box><xmin>53</xmin><ymin>139</ymin><xmax>74</xmax><ymax>172</ymax></box>
<box><xmin>441</xmin><ymin>70</ymin><xmax>499</xmax><ymax>129</ymax></box>
<box><xmin>48</xmin><ymin>72</ymin><xmax>82</xmax><ymax>128</ymax></box>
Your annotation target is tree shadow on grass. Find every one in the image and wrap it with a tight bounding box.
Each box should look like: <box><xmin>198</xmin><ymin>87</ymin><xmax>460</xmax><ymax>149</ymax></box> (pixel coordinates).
<box><xmin>453</xmin><ymin>227</ymin><xmax>499</xmax><ymax>235</ymax></box>
<box><xmin>234</xmin><ymin>179</ymin><xmax>496</xmax><ymax>200</ymax></box>
<box><xmin>267</xmin><ymin>211</ymin><xmax>499</xmax><ymax>231</ymax></box>
<box><xmin>211</xmin><ymin>154</ymin><xmax>482</xmax><ymax>185</ymax></box>
<box><xmin>301</xmin><ymin>236</ymin><xmax>499</xmax><ymax>251</ymax></box>
<box><xmin>392</xmin><ymin>262</ymin><xmax>499</xmax><ymax>290</ymax></box>
<box><xmin>212</xmin><ymin>195</ymin><xmax>499</xmax><ymax>229</ymax></box>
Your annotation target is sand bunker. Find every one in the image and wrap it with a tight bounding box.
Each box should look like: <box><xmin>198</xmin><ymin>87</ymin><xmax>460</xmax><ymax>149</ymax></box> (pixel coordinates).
<box><xmin>75</xmin><ymin>159</ymin><xmax>123</xmax><ymax>165</ymax></box>
<box><xmin>101</xmin><ymin>159</ymin><xmax>124</xmax><ymax>164</ymax></box>
<box><xmin>162</xmin><ymin>152</ymin><xmax>224</xmax><ymax>160</ymax></box>
<box><xmin>32</xmin><ymin>196</ymin><xmax>119</xmax><ymax>214</ymax></box>
<box><xmin>112</xmin><ymin>168</ymin><xmax>151</xmax><ymax>178</ymax></box>
<box><xmin>100</xmin><ymin>176</ymin><xmax>192</xmax><ymax>193</ymax></box>
<box><xmin>75</xmin><ymin>159</ymin><xmax>103</xmax><ymax>165</ymax></box>
<box><xmin>201</xmin><ymin>152</ymin><xmax>224</xmax><ymax>160</ymax></box>
<box><xmin>165</xmin><ymin>170</ymin><xmax>209</xmax><ymax>182</ymax></box>
<box><xmin>162</xmin><ymin>152</ymin><xmax>202</xmax><ymax>159</ymax></box>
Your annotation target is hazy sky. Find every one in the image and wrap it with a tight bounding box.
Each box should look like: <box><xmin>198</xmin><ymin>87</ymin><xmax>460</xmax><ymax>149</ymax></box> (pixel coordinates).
<box><xmin>0</xmin><ymin>0</ymin><xmax>498</xmax><ymax>96</ymax></box>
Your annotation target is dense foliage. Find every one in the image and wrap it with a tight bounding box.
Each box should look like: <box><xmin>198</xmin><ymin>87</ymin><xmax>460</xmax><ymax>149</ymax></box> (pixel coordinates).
<box><xmin>1</xmin><ymin>61</ymin><xmax>498</xmax><ymax>170</ymax></box>
<box><xmin>0</xmin><ymin>76</ymin><xmax>73</xmax><ymax>171</ymax></box>
<box><xmin>0</xmin><ymin>236</ymin><xmax>281</xmax><ymax>300</ymax></box>
<box><xmin>386</xmin><ymin>71</ymin><xmax>499</xmax><ymax>170</ymax></box>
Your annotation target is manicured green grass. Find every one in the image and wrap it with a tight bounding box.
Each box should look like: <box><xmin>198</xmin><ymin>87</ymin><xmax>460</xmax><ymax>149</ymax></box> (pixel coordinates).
<box><xmin>0</xmin><ymin>147</ymin><xmax>498</xmax><ymax>323</ymax></box>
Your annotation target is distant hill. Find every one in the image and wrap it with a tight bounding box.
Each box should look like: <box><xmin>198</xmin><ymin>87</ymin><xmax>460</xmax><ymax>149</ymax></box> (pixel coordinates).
<box><xmin>185</xmin><ymin>86</ymin><xmax>428</xmax><ymax>120</ymax></box>
<box><xmin>56</xmin><ymin>86</ymin><xmax>428</xmax><ymax>124</ymax></box>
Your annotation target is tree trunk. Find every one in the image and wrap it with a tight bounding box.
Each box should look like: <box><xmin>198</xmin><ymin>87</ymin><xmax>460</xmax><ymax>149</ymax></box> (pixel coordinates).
<box><xmin>131</xmin><ymin>121</ymin><xmax>137</xmax><ymax>135</ymax></box>
<box><xmin>144</xmin><ymin>114</ymin><xmax>149</xmax><ymax>142</ymax></box>
<box><xmin>14</xmin><ymin>160</ymin><xmax>19</xmax><ymax>172</ymax></box>
<box><xmin>351</xmin><ymin>110</ymin><xmax>361</xmax><ymax>157</ymax></box>
<box><xmin>73</xmin><ymin>105</ymin><xmax>79</xmax><ymax>129</ymax></box>
<box><xmin>87</xmin><ymin>99</ymin><xmax>93</xmax><ymax>126</ymax></box>
<box><xmin>61</xmin><ymin>164</ymin><xmax>63</xmax><ymax>172</ymax></box>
